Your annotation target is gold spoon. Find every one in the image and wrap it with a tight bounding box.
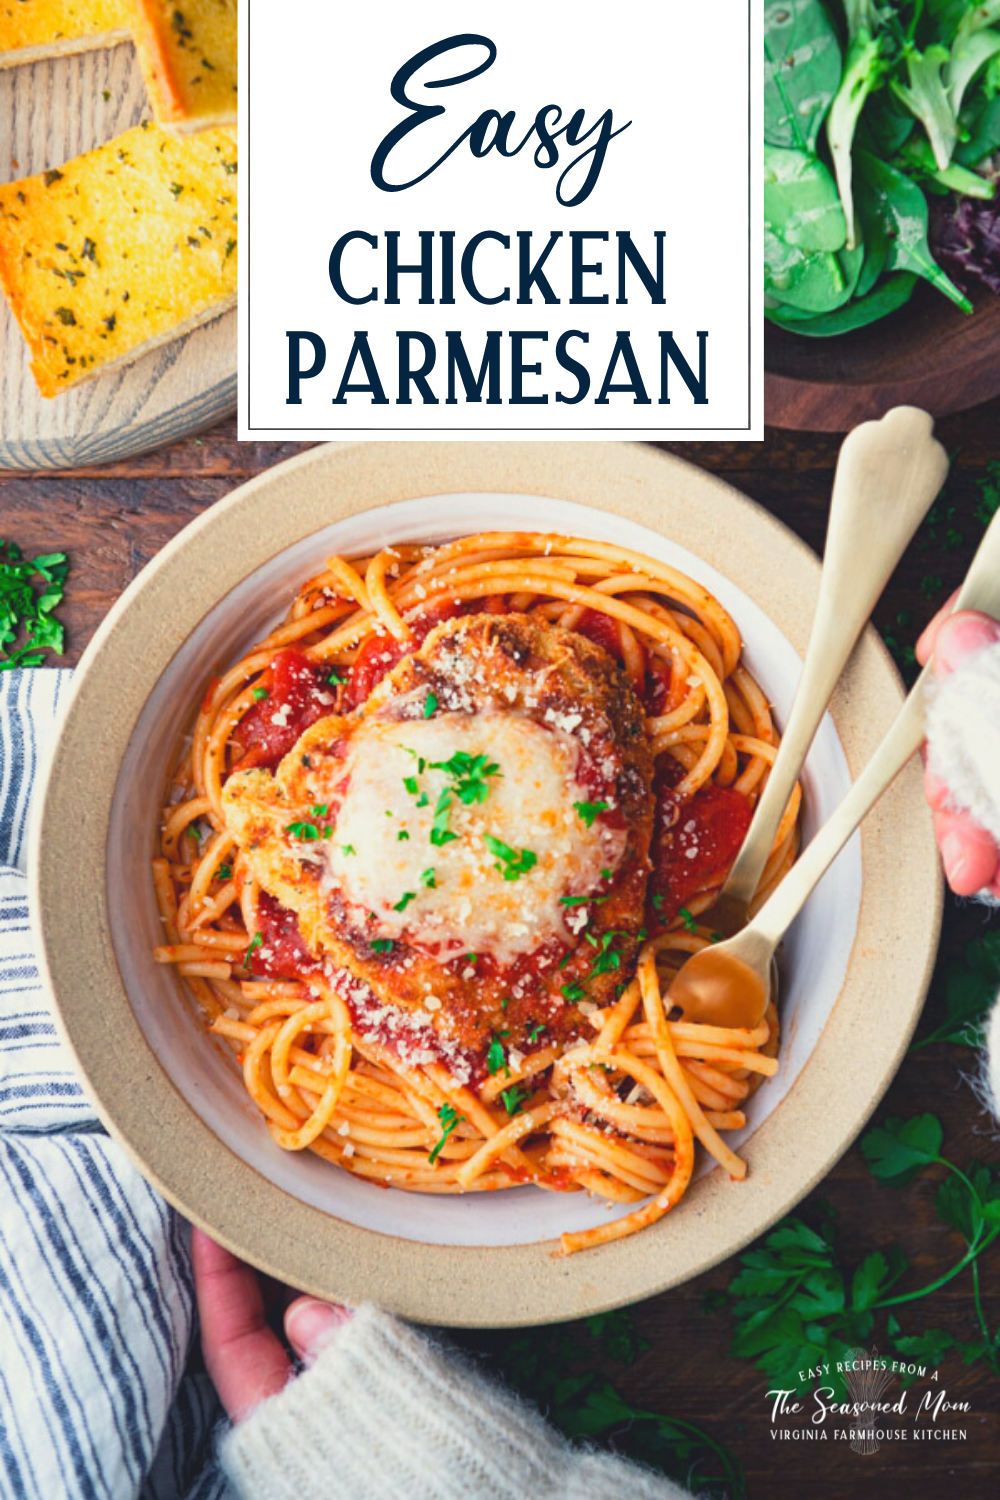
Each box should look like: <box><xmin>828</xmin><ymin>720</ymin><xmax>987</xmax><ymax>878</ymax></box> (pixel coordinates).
<box><xmin>670</xmin><ymin>482</ymin><xmax>1000</xmax><ymax>1031</ymax></box>
<box><xmin>710</xmin><ymin>406</ymin><xmax>949</xmax><ymax>943</ymax></box>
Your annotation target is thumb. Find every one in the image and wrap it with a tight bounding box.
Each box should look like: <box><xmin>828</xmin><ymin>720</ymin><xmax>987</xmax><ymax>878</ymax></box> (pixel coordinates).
<box><xmin>284</xmin><ymin>1296</ymin><xmax>353</xmax><ymax>1366</ymax></box>
<box><xmin>931</xmin><ymin>611</ymin><xmax>1000</xmax><ymax>677</ymax></box>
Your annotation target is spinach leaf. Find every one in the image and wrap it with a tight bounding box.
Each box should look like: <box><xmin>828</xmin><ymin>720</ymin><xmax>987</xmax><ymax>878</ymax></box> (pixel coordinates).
<box><xmin>946</xmin><ymin>23</ymin><xmax>1000</xmax><ymax>117</ymax></box>
<box><xmin>765</xmin><ymin>0</ymin><xmax>842</xmax><ymax>151</ymax></box>
<box><xmin>828</xmin><ymin>30</ymin><xmax>884</xmax><ymax>246</ymax></box>
<box><xmin>955</xmin><ymin>93</ymin><xmax>1000</xmax><ymax>164</ymax></box>
<box><xmin>892</xmin><ymin>44</ymin><xmax>958</xmax><ymax>169</ymax></box>
<box><xmin>855</xmin><ymin>148</ymin><xmax>973</xmax><ymax>310</ymax></box>
<box><xmin>765</xmin><ymin>229</ymin><xmax>862</xmax><ymax>312</ymax></box>
<box><xmin>862</xmin><ymin>92</ymin><xmax>917</xmax><ymax>155</ymax></box>
<box><xmin>765</xmin><ymin>270</ymin><xmax>916</xmax><ymax>332</ymax></box>
<box><xmin>843</xmin><ymin>0</ymin><xmax>886</xmax><ymax>36</ymax></box>
<box><xmin>764</xmin><ymin>143</ymin><xmax>847</xmax><ymax>250</ymax></box>
<box><xmin>898</xmin><ymin>135</ymin><xmax>995</xmax><ymax>197</ymax></box>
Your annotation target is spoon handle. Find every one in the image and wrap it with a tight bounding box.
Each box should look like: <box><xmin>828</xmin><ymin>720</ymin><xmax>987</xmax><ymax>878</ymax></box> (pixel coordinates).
<box><xmin>752</xmin><ymin>506</ymin><xmax>1000</xmax><ymax>948</ymax></box>
<box><xmin>718</xmin><ymin>407</ymin><xmax>948</xmax><ymax>920</ymax></box>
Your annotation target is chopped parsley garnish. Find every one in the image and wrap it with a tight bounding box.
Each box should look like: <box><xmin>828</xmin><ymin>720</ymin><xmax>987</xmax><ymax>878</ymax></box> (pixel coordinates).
<box><xmin>252</xmin><ymin>687</ymin><xmax>269</xmax><ymax>701</ymax></box>
<box><xmin>430</xmin><ymin>790</ymin><xmax>459</xmax><ymax>847</ymax></box>
<box><xmin>215</xmin><ymin>863</ymin><xmax>232</xmax><ymax>881</ymax></box>
<box><xmin>528</xmin><ymin>1024</ymin><xmax>546</xmax><ymax>1042</ymax></box>
<box><xmin>169</xmin><ymin>182</ymin><xmax>184</xmax><ymax>198</ymax></box>
<box><xmin>710</xmin><ymin>931</ymin><xmax>723</xmax><ymax>944</ymax></box>
<box><xmin>500</xmin><ymin>996</ymin><xmax>510</xmax><ymax>1010</ymax></box>
<box><xmin>423</xmin><ymin>691</ymin><xmax>438</xmax><ymax>718</ymax></box>
<box><xmin>484</xmin><ymin>835</ymin><xmax>537</xmax><ymax>881</ymax></box>
<box><xmin>420</xmin><ymin>867</ymin><xmax>437</xmax><ymax>888</ymax></box>
<box><xmin>600</xmin><ymin>867</ymin><xmax>612</xmax><ymax>880</ymax></box>
<box><xmin>403</xmin><ymin>775</ymin><xmax>420</xmax><ymax>796</ymax></box>
<box><xmin>397</xmin><ymin>829</ymin><xmax>410</xmax><ymax>842</ymax></box>
<box><xmin>466</xmin><ymin>953</ymin><xmax>478</xmax><ymax>964</ymax></box>
<box><xmin>561</xmin><ymin>982</ymin><xmax>585</xmax><ymax>1002</ymax></box>
<box><xmin>499</xmin><ymin>1085</ymin><xmax>528</xmax><ymax>1116</ymax></box>
<box><xmin>0</xmin><ymin>542</ymin><xmax>69</xmax><ymax>670</ymax></box>
<box><xmin>428</xmin><ymin>1102</ymin><xmax>464</xmax><ymax>1164</ymax></box>
<box><xmin>487</xmin><ymin>1034</ymin><xmax>510</xmax><ymax>1077</ymax></box>
<box><xmin>242</xmin><ymin>932</ymin><xmax>263</xmax><ymax>971</ymax></box>
<box><xmin>588</xmin><ymin>930</ymin><xmax>625</xmax><ymax>977</ymax></box>
<box><xmin>573</xmin><ymin>799</ymin><xmax>609</xmax><ymax>828</ymax></box>
<box><xmin>312</xmin><ymin>804</ymin><xmax>329</xmax><ymax>817</ymax></box>
<box><xmin>341</xmin><ymin>844</ymin><xmax>356</xmax><ymax>856</ymax></box>
<box><xmin>394</xmin><ymin>891</ymin><xmax>417</xmax><ymax>912</ymax></box>
<box><xmin>560</xmin><ymin>891</ymin><xmax>608</xmax><ymax>907</ymax></box>
<box><xmin>187</xmin><ymin>824</ymin><xmax>202</xmax><ymax>843</ymax></box>
<box><xmin>285</xmin><ymin>820</ymin><xmax>321</xmax><ymax>841</ymax></box>
<box><xmin>416</xmin><ymin>792</ymin><xmax>429</xmax><ymax>808</ymax></box>
<box><xmin>678</xmin><ymin>906</ymin><xmax>698</xmax><ymax>933</ymax></box>
<box><xmin>651</xmin><ymin>893</ymin><xmax>664</xmax><ymax>910</ymax></box>
<box><xmin>429</xmin><ymin>750</ymin><xmax>501</xmax><ymax>806</ymax></box>
<box><xmin>371</xmin><ymin>939</ymin><xmax>394</xmax><ymax>955</ymax></box>
<box><xmin>327</xmin><ymin>667</ymin><xmax>346</xmax><ymax>686</ymax></box>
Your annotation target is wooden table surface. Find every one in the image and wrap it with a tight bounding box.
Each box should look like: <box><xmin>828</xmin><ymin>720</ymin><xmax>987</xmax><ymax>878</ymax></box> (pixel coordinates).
<box><xmin>3</xmin><ymin>414</ymin><xmax>999</xmax><ymax>1499</ymax></box>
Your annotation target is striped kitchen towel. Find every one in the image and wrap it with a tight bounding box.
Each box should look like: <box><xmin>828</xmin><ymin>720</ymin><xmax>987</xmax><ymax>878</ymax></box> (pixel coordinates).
<box><xmin>0</xmin><ymin>670</ymin><xmax>228</xmax><ymax>1500</ymax></box>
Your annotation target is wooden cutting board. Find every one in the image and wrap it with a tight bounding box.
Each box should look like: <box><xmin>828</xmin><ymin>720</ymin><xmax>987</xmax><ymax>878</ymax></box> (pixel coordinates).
<box><xmin>0</xmin><ymin>41</ymin><xmax>236</xmax><ymax>471</ymax></box>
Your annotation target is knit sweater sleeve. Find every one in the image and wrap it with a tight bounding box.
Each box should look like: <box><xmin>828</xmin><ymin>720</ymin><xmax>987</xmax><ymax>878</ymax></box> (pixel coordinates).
<box><xmin>219</xmin><ymin>1305</ymin><xmax>690</xmax><ymax>1500</ymax></box>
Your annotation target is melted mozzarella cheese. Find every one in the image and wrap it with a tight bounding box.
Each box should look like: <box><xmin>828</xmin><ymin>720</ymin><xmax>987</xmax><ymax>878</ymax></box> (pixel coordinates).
<box><xmin>320</xmin><ymin>711</ymin><xmax>625</xmax><ymax>963</ymax></box>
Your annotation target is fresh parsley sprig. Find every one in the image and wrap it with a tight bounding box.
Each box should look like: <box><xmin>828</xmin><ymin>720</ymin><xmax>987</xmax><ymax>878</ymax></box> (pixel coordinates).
<box><xmin>492</xmin><ymin>1309</ymin><xmax>745</xmax><ymax>1498</ymax></box>
<box><xmin>911</xmin><ymin>928</ymin><xmax>1000</xmax><ymax>1051</ymax></box>
<box><xmin>706</xmin><ymin>1113</ymin><xmax>1000</xmax><ymax>1394</ymax></box>
<box><xmin>0</xmin><ymin>542</ymin><xmax>69</xmax><ymax>669</ymax></box>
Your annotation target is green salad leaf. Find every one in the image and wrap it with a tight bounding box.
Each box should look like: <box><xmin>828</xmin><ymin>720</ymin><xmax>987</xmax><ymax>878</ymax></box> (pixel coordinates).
<box><xmin>765</xmin><ymin>0</ymin><xmax>997</xmax><ymax>337</ymax></box>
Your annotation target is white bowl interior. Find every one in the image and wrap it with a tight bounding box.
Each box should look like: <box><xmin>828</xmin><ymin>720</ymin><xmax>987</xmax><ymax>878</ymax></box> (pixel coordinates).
<box><xmin>108</xmin><ymin>494</ymin><xmax>861</xmax><ymax>1247</ymax></box>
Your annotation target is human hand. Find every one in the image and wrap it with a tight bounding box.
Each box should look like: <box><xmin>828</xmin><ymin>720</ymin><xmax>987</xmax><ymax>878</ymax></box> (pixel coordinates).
<box><xmin>191</xmin><ymin>1228</ymin><xmax>352</xmax><ymax>1421</ymax></box>
<box><xmin>916</xmin><ymin>603</ymin><xmax>1000</xmax><ymax>899</ymax></box>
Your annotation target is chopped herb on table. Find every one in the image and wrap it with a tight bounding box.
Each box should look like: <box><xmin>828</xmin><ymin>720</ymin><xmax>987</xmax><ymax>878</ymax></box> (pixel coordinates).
<box><xmin>0</xmin><ymin>543</ymin><xmax>69</xmax><ymax>669</ymax></box>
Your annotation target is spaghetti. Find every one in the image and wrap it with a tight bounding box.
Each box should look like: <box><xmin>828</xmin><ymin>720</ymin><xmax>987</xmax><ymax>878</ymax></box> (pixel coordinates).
<box><xmin>153</xmin><ymin>531</ymin><xmax>797</xmax><ymax>1254</ymax></box>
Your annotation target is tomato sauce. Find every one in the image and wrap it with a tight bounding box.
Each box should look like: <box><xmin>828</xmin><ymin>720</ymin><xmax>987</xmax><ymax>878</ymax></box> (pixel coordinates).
<box><xmin>245</xmin><ymin>892</ymin><xmax>320</xmax><ymax>979</ymax></box>
<box><xmin>649</xmin><ymin>768</ymin><xmax>751</xmax><ymax>927</ymax></box>
<box><xmin>570</xmin><ymin>608</ymin><xmax>682</xmax><ymax>717</ymax></box>
<box><xmin>344</xmin><ymin>595</ymin><xmax>509</xmax><ymax>708</ymax></box>
<box><xmin>233</xmin><ymin>649</ymin><xmax>339</xmax><ymax>772</ymax></box>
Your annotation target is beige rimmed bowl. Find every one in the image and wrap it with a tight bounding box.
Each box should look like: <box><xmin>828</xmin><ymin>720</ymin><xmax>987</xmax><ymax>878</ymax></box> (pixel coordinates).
<box><xmin>30</xmin><ymin>442</ymin><xmax>942</xmax><ymax>1327</ymax></box>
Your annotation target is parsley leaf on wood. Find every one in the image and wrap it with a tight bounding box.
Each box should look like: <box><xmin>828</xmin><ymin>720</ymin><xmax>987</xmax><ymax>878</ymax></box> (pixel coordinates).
<box><xmin>0</xmin><ymin>543</ymin><xmax>69</xmax><ymax>669</ymax></box>
<box><xmin>912</xmin><ymin>928</ymin><xmax>1000</xmax><ymax>1050</ymax></box>
<box><xmin>492</xmin><ymin>1308</ymin><xmax>745</xmax><ymax>1498</ymax></box>
<box><xmin>707</xmin><ymin>1115</ymin><xmax>1000</xmax><ymax>1393</ymax></box>
<box><xmin>861</xmin><ymin>1113</ymin><xmax>943</xmax><ymax>1185</ymax></box>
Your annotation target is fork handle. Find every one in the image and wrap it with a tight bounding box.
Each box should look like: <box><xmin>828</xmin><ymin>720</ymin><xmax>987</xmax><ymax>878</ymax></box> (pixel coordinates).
<box><xmin>751</xmin><ymin>505</ymin><xmax>1000</xmax><ymax>949</ymax></box>
<box><xmin>718</xmin><ymin>408</ymin><xmax>948</xmax><ymax>920</ymax></box>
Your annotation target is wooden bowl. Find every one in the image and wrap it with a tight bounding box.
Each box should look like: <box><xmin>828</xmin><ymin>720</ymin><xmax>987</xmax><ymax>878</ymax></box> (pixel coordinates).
<box><xmin>765</xmin><ymin>287</ymin><xmax>1000</xmax><ymax>432</ymax></box>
